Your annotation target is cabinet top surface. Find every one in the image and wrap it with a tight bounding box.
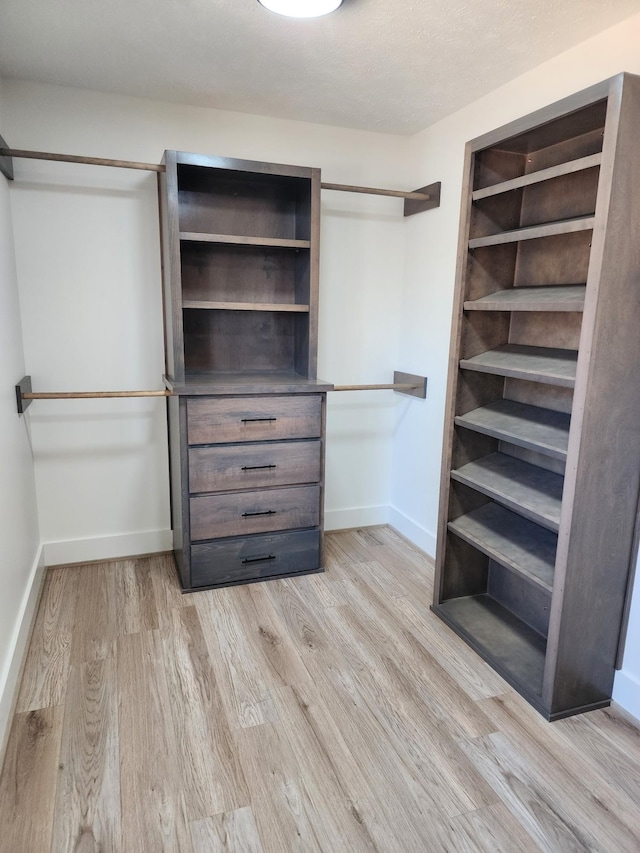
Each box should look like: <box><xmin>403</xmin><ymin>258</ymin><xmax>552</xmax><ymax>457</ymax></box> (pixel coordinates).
<box><xmin>164</xmin><ymin>372</ymin><xmax>333</xmax><ymax>396</ymax></box>
<box><xmin>164</xmin><ymin>150</ymin><xmax>319</xmax><ymax>180</ymax></box>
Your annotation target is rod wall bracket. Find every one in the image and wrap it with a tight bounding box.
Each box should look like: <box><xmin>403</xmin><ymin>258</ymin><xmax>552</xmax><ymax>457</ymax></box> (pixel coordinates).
<box><xmin>0</xmin><ymin>135</ymin><xmax>14</xmax><ymax>181</ymax></box>
<box><xmin>394</xmin><ymin>371</ymin><xmax>427</xmax><ymax>398</ymax></box>
<box><xmin>16</xmin><ymin>375</ymin><xmax>32</xmax><ymax>414</ymax></box>
<box><xmin>404</xmin><ymin>181</ymin><xmax>440</xmax><ymax>216</ymax></box>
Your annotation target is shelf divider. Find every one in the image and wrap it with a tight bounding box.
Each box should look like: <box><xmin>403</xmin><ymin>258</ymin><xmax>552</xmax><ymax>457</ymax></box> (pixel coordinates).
<box><xmin>180</xmin><ymin>232</ymin><xmax>311</xmax><ymax>249</ymax></box>
<box><xmin>468</xmin><ymin>215</ymin><xmax>594</xmax><ymax>249</ymax></box>
<box><xmin>182</xmin><ymin>301</ymin><xmax>310</xmax><ymax>313</ymax></box>
<box><xmin>460</xmin><ymin>344</ymin><xmax>577</xmax><ymax>387</ymax></box>
<box><xmin>464</xmin><ymin>285</ymin><xmax>586</xmax><ymax>312</ymax></box>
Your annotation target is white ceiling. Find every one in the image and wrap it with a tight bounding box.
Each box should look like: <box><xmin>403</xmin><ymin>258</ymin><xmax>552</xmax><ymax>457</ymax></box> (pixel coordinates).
<box><xmin>1</xmin><ymin>0</ymin><xmax>639</xmax><ymax>135</ymax></box>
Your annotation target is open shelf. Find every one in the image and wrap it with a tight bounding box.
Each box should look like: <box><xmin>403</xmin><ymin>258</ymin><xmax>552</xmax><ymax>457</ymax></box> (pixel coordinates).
<box><xmin>165</xmin><ymin>372</ymin><xmax>333</xmax><ymax>396</ymax></box>
<box><xmin>451</xmin><ymin>452</ymin><xmax>563</xmax><ymax>531</ymax></box>
<box><xmin>460</xmin><ymin>344</ymin><xmax>578</xmax><ymax>387</ymax></box>
<box><xmin>464</xmin><ymin>285</ymin><xmax>586</xmax><ymax>312</ymax></box>
<box><xmin>180</xmin><ymin>232</ymin><xmax>311</xmax><ymax>249</ymax></box>
<box><xmin>433</xmin><ymin>595</ymin><xmax>546</xmax><ymax>700</ymax></box>
<box><xmin>472</xmin><ymin>153</ymin><xmax>602</xmax><ymax>201</ymax></box>
<box><xmin>468</xmin><ymin>215</ymin><xmax>594</xmax><ymax>249</ymax></box>
<box><xmin>448</xmin><ymin>503</ymin><xmax>556</xmax><ymax>591</ymax></box>
<box><xmin>183</xmin><ymin>301</ymin><xmax>310</xmax><ymax>313</ymax></box>
<box><xmin>455</xmin><ymin>399</ymin><xmax>570</xmax><ymax>461</ymax></box>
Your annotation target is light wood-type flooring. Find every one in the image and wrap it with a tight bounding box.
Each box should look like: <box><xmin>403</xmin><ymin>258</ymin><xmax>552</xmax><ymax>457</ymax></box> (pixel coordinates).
<box><xmin>1</xmin><ymin>526</ymin><xmax>640</xmax><ymax>852</ymax></box>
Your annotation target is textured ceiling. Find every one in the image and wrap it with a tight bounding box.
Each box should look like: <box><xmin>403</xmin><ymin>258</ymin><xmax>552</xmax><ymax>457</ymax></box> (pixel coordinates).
<box><xmin>1</xmin><ymin>0</ymin><xmax>639</xmax><ymax>134</ymax></box>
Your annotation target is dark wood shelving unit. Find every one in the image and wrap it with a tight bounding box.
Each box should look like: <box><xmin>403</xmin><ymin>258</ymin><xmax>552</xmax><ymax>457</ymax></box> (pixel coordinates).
<box><xmin>433</xmin><ymin>73</ymin><xmax>640</xmax><ymax>719</ymax></box>
<box><xmin>160</xmin><ymin>151</ymin><xmax>332</xmax><ymax>591</ymax></box>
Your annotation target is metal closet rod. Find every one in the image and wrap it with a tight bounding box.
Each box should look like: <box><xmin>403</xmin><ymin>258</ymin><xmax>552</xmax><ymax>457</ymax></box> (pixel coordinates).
<box><xmin>0</xmin><ymin>147</ymin><xmax>431</xmax><ymax>201</ymax></box>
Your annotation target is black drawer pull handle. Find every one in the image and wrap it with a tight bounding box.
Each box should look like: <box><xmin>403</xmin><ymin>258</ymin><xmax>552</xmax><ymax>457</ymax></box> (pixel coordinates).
<box><xmin>241</xmin><ymin>464</ymin><xmax>277</xmax><ymax>471</ymax></box>
<box><xmin>242</xmin><ymin>510</ymin><xmax>277</xmax><ymax>517</ymax></box>
<box><xmin>241</xmin><ymin>417</ymin><xmax>277</xmax><ymax>423</ymax></box>
<box><xmin>241</xmin><ymin>554</ymin><xmax>276</xmax><ymax>565</ymax></box>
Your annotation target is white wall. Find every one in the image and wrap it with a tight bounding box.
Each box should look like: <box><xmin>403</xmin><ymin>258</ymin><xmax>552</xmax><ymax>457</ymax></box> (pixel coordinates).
<box><xmin>393</xmin><ymin>12</ymin><xmax>640</xmax><ymax>718</ymax></box>
<box><xmin>0</xmin><ymin>79</ymin><xmax>43</xmax><ymax>756</ymax></box>
<box><xmin>2</xmin><ymin>81</ymin><xmax>415</xmax><ymax>559</ymax></box>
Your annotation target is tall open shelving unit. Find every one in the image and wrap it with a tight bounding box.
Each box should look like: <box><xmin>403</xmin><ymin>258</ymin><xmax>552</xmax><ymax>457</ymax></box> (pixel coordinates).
<box><xmin>161</xmin><ymin>152</ymin><xmax>332</xmax><ymax>592</ymax></box>
<box><xmin>432</xmin><ymin>73</ymin><xmax>640</xmax><ymax>719</ymax></box>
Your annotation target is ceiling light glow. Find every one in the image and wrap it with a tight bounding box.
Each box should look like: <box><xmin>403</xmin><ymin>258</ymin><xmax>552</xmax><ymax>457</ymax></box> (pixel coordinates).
<box><xmin>258</xmin><ymin>0</ymin><xmax>343</xmax><ymax>18</ymax></box>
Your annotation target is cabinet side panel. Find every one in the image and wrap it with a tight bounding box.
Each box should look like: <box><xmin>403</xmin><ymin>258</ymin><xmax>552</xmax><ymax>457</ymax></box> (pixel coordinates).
<box><xmin>433</xmin><ymin>143</ymin><xmax>476</xmax><ymax>604</ymax></box>
<box><xmin>168</xmin><ymin>396</ymin><xmax>190</xmax><ymax>588</ymax></box>
<box><xmin>546</xmin><ymin>75</ymin><xmax>640</xmax><ymax>713</ymax></box>
<box><xmin>306</xmin><ymin>168</ymin><xmax>321</xmax><ymax>379</ymax></box>
<box><xmin>161</xmin><ymin>152</ymin><xmax>185</xmax><ymax>382</ymax></box>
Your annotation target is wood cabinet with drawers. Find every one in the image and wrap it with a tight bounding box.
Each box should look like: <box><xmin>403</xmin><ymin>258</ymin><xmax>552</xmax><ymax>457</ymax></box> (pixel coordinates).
<box><xmin>160</xmin><ymin>152</ymin><xmax>332</xmax><ymax>590</ymax></box>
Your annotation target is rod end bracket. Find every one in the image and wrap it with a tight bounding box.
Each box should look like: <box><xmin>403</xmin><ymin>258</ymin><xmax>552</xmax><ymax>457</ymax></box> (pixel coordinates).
<box><xmin>0</xmin><ymin>135</ymin><xmax>14</xmax><ymax>181</ymax></box>
<box><xmin>394</xmin><ymin>371</ymin><xmax>427</xmax><ymax>398</ymax></box>
<box><xmin>404</xmin><ymin>181</ymin><xmax>440</xmax><ymax>217</ymax></box>
<box><xmin>16</xmin><ymin>376</ymin><xmax>32</xmax><ymax>414</ymax></box>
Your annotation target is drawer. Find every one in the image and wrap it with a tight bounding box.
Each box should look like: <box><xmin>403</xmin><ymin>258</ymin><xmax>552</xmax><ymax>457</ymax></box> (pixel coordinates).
<box><xmin>190</xmin><ymin>485</ymin><xmax>320</xmax><ymax>540</ymax></box>
<box><xmin>190</xmin><ymin>529</ymin><xmax>321</xmax><ymax>588</ymax></box>
<box><xmin>189</xmin><ymin>440</ymin><xmax>321</xmax><ymax>493</ymax></box>
<box><xmin>187</xmin><ymin>395</ymin><xmax>322</xmax><ymax>445</ymax></box>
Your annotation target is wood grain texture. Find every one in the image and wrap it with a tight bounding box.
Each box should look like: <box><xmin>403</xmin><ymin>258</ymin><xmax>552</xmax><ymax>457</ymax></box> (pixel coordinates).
<box><xmin>16</xmin><ymin>566</ymin><xmax>79</xmax><ymax>712</ymax></box>
<box><xmin>2</xmin><ymin>534</ymin><xmax>640</xmax><ymax>851</ymax></box>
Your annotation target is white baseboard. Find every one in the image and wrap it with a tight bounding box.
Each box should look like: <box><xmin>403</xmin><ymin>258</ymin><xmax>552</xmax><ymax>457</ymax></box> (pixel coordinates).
<box><xmin>43</xmin><ymin>528</ymin><xmax>173</xmax><ymax>567</ymax></box>
<box><xmin>388</xmin><ymin>506</ymin><xmax>436</xmax><ymax>557</ymax></box>
<box><xmin>0</xmin><ymin>544</ymin><xmax>46</xmax><ymax>767</ymax></box>
<box><xmin>324</xmin><ymin>506</ymin><xmax>390</xmax><ymax>531</ymax></box>
<box><xmin>612</xmin><ymin>670</ymin><xmax>640</xmax><ymax>724</ymax></box>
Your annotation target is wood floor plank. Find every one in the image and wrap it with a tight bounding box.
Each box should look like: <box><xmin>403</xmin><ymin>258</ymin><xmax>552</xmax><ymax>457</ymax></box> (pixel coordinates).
<box><xmin>116</xmin><ymin>557</ymin><xmax>159</xmax><ymax>635</ymax></box>
<box><xmin>235</xmin><ymin>721</ymin><xmax>323</xmax><ymax>853</ymax></box>
<box><xmin>148</xmin><ymin>553</ymin><xmax>191</xmax><ymax>631</ymax></box>
<box><xmin>320</xmin><ymin>600</ymin><xmax>497</xmax><ymax>818</ymax></box>
<box><xmin>52</xmin><ymin>656</ymin><xmax>121</xmax><ymax>852</ymax></box>
<box><xmin>0</xmin><ymin>707</ymin><xmax>63</xmax><ymax>852</ymax></box>
<box><xmin>459</xmin><ymin>729</ymin><xmax>640</xmax><ymax>852</ymax></box>
<box><xmin>448</xmin><ymin>803</ymin><xmax>542</xmax><ymax>852</ymax></box>
<box><xmin>117</xmin><ymin>629</ymin><xmax>193</xmax><ymax>852</ymax></box>
<box><xmin>70</xmin><ymin>562</ymin><xmax>118</xmax><ymax>664</ymax></box>
<box><xmin>162</xmin><ymin>606</ymin><xmax>250</xmax><ymax>820</ymax></box>
<box><xmin>194</xmin><ymin>588</ymin><xmax>279</xmax><ymax>729</ymax></box>
<box><xmin>190</xmin><ymin>807</ymin><xmax>264</xmax><ymax>853</ymax></box>
<box><xmin>16</xmin><ymin>566</ymin><xmax>79</xmax><ymax>712</ymax></box>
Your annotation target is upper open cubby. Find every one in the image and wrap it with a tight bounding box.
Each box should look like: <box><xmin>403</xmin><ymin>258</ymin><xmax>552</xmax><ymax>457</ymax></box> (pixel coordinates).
<box><xmin>177</xmin><ymin>164</ymin><xmax>312</xmax><ymax>242</ymax></box>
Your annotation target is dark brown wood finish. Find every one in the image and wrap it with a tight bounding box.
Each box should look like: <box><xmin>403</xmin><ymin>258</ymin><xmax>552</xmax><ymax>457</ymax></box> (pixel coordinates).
<box><xmin>433</xmin><ymin>73</ymin><xmax>640</xmax><ymax>719</ymax></box>
<box><xmin>161</xmin><ymin>152</ymin><xmax>327</xmax><ymax>590</ymax></box>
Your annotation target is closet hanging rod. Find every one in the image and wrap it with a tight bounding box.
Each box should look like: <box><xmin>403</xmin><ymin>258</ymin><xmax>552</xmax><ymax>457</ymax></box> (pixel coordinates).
<box><xmin>321</xmin><ymin>182</ymin><xmax>429</xmax><ymax>201</ymax></box>
<box><xmin>0</xmin><ymin>147</ymin><xmax>441</xmax><ymax>213</ymax></box>
<box><xmin>0</xmin><ymin>147</ymin><xmax>163</xmax><ymax>172</ymax></box>
<box><xmin>332</xmin><ymin>372</ymin><xmax>427</xmax><ymax>398</ymax></box>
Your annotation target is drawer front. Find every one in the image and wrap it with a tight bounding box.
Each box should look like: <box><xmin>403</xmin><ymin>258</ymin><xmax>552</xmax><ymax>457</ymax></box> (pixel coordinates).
<box><xmin>187</xmin><ymin>395</ymin><xmax>322</xmax><ymax>445</ymax></box>
<box><xmin>190</xmin><ymin>485</ymin><xmax>320</xmax><ymax>540</ymax></box>
<box><xmin>191</xmin><ymin>529</ymin><xmax>321</xmax><ymax>588</ymax></box>
<box><xmin>189</xmin><ymin>440</ymin><xmax>321</xmax><ymax>493</ymax></box>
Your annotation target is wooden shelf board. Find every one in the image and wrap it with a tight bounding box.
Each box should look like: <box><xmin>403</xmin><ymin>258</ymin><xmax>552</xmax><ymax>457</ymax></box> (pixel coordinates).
<box><xmin>448</xmin><ymin>502</ymin><xmax>556</xmax><ymax>591</ymax></box>
<box><xmin>432</xmin><ymin>595</ymin><xmax>546</xmax><ymax>702</ymax></box>
<box><xmin>180</xmin><ymin>232</ymin><xmax>311</xmax><ymax>249</ymax></box>
<box><xmin>451</xmin><ymin>452</ymin><xmax>563</xmax><ymax>532</ymax></box>
<box><xmin>455</xmin><ymin>399</ymin><xmax>570</xmax><ymax>461</ymax></box>
<box><xmin>460</xmin><ymin>344</ymin><xmax>577</xmax><ymax>387</ymax></box>
<box><xmin>468</xmin><ymin>215</ymin><xmax>595</xmax><ymax>249</ymax></box>
<box><xmin>182</xmin><ymin>301</ymin><xmax>310</xmax><ymax>313</ymax></box>
<box><xmin>166</xmin><ymin>371</ymin><xmax>334</xmax><ymax>396</ymax></box>
<box><xmin>464</xmin><ymin>285</ymin><xmax>586</xmax><ymax>313</ymax></box>
<box><xmin>472</xmin><ymin>153</ymin><xmax>602</xmax><ymax>201</ymax></box>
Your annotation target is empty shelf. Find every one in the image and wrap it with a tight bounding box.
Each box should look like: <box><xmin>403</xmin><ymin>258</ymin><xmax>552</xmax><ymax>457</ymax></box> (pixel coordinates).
<box><xmin>182</xmin><ymin>301</ymin><xmax>310</xmax><ymax>312</ymax></box>
<box><xmin>464</xmin><ymin>285</ymin><xmax>586</xmax><ymax>312</ymax></box>
<box><xmin>432</xmin><ymin>595</ymin><xmax>546</xmax><ymax>701</ymax></box>
<box><xmin>180</xmin><ymin>232</ymin><xmax>311</xmax><ymax>249</ymax></box>
<box><xmin>455</xmin><ymin>399</ymin><xmax>570</xmax><ymax>461</ymax></box>
<box><xmin>460</xmin><ymin>344</ymin><xmax>577</xmax><ymax>387</ymax></box>
<box><xmin>448</xmin><ymin>502</ymin><xmax>556</xmax><ymax>591</ymax></box>
<box><xmin>451</xmin><ymin>452</ymin><xmax>563</xmax><ymax>532</ymax></box>
<box><xmin>472</xmin><ymin>153</ymin><xmax>602</xmax><ymax>201</ymax></box>
<box><xmin>468</xmin><ymin>215</ymin><xmax>594</xmax><ymax>249</ymax></box>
